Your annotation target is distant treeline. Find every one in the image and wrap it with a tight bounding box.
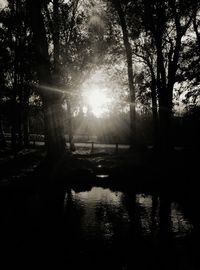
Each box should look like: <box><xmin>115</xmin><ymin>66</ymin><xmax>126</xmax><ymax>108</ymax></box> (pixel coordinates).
<box><xmin>2</xmin><ymin>105</ymin><xmax>199</xmax><ymax>147</ymax></box>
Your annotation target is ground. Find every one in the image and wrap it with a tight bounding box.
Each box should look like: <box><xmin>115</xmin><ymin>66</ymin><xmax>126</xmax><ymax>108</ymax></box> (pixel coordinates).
<box><xmin>0</xmin><ymin>143</ymin><xmax>198</xmax><ymax>203</ymax></box>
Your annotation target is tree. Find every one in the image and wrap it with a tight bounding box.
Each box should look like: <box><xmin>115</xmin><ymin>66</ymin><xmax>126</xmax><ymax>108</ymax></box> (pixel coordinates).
<box><xmin>192</xmin><ymin>0</ymin><xmax>200</xmax><ymax>51</ymax></box>
<box><xmin>27</xmin><ymin>0</ymin><xmax>66</xmax><ymax>158</ymax></box>
<box><xmin>0</xmin><ymin>11</ymin><xmax>8</xmax><ymax>147</ymax></box>
<box><xmin>0</xmin><ymin>0</ymin><xmax>37</xmax><ymax>150</ymax></box>
<box><xmin>110</xmin><ymin>0</ymin><xmax>136</xmax><ymax>146</ymax></box>
<box><xmin>132</xmin><ymin>36</ymin><xmax>159</xmax><ymax>147</ymax></box>
<box><xmin>142</xmin><ymin>0</ymin><xmax>194</xmax><ymax>151</ymax></box>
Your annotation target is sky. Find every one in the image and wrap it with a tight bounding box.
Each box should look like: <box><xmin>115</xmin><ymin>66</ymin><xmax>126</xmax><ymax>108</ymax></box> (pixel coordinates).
<box><xmin>0</xmin><ymin>0</ymin><xmax>8</xmax><ymax>9</ymax></box>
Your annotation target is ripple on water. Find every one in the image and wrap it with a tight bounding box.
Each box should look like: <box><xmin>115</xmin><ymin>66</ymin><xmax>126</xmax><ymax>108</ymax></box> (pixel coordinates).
<box><xmin>63</xmin><ymin>188</ymin><xmax>193</xmax><ymax>243</ymax></box>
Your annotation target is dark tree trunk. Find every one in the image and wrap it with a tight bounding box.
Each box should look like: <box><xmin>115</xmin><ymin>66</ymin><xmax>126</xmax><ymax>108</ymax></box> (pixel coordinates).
<box><xmin>11</xmin><ymin>116</ymin><xmax>17</xmax><ymax>152</ymax></box>
<box><xmin>28</xmin><ymin>0</ymin><xmax>66</xmax><ymax>158</ymax></box>
<box><xmin>146</xmin><ymin>1</ymin><xmax>172</xmax><ymax>153</ymax></box>
<box><xmin>149</xmin><ymin>67</ymin><xmax>159</xmax><ymax>149</ymax></box>
<box><xmin>18</xmin><ymin>90</ymin><xmax>23</xmax><ymax>149</ymax></box>
<box><xmin>0</xmin><ymin>113</ymin><xmax>6</xmax><ymax>147</ymax></box>
<box><xmin>53</xmin><ymin>0</ymin><xmax>60</xmax><ymax>75</ymax></box>
<box><xmin>21</xmin><ymin>83</ymin><xmax>30</xmax><ymax>148</ymax></box>
<box><xmin>155</xmin><ymin>4</ymin><xmax>171</xmax><ymax>153</ymax></box>
<box><xmin>10</xmin><ymin>1</ymin><xmax>18</xmax><ymax>153</ymax></box>
<box><xmin>18</xmin><ymin>119</ymin><xmax>23</xmax><ymax>148</ymax></box>
<box><xmin>23</xmin><ymin>112</ymin><xmax>29</xmax><ymax>147</ymax></box>
<box><xmin>157</xmin><ymin>57</ymin><xmax>169</xmax><ymax>152</ymax></box>
<box><xmin>193</xmin><ymin>20</ymin><xmax>200</xmax><ymax>51</ymax></box>
<box><xmin>143</xmin><ymin>0</ymin><xmax>192</xmax><ymax>154</ymax></box>
<box><xmin>158</xmin><ymin>101</ymin><xmax>172</xmax><ymax>152</ymax></box>
<box><xmin>52</xmin><ymin>0</ymin><xmax>75</xmax><ymax>152</ymax></box>
<box><xmin>11</xmin><ymin>67</ymin><xmax>18</xmax><ymax>152</ymax></box>
<box><xmin>113</xmin><ymin>0</ymin><xmax>136</xmax><ymax>147</ymax></box>
<box><xmin>43</xmin><ymin>99</ymin><xmax>66</xmax><ymax>157</ymax></box>
<box><xmin>193</xmin><ymin>0</ymin><xmax>200</xmax><ymax>51</ymax></box>
<box><xmin>66</xmin><ymin>97</ymin><xmax>76</xmax><ymax>152</ymax></box>
<box><xmin>158</xmin><ymin>78</ymin><xmax>173</xmax><ymax>153</ymax></box>
<box><xmin>23</xmin><ymin>94</ymin><xmax>30</xmax><ymax>148</ymax></box>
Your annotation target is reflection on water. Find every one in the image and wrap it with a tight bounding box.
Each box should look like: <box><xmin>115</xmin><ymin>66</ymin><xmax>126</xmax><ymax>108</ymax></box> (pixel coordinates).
<box><xmin>64</xmin><ymin>188</ymin><xmax>130</xmax><ymax>244</ymax></box>
<box><xmin>0</xmin><ymin>186</ymin><xmax>197</xmax><ymax>269</ymax></box>
<box><xmin>64</xmin><ymin>188</ymin><xmax>193</xmax><ymax>240</ymax></box>
<box><xmin>171</xmin><ymin>202</ymin><xmax>193</xmax><ymax>237</ymax></box>
<box><xmin>96</xmin><ymin>174</ymin><xmax>110</xmax><ymax>179</ymax></box>
<box><xmin>136</xmin><ymin>194</ymin><xmax>153</xmax><ymax>235</ymax></box>
<box><xmin>61</xmin><ymin>187</ymin><xmax>195</xmax><ymax>269</ymax></box>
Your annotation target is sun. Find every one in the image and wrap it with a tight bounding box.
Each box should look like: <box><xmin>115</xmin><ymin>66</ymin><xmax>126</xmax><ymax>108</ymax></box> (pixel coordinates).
<box><xmin>84</xmin><ymin>88</ymin><xmax>111</xmax><ymax>118</ymax></box>
<box><xmin>0</xmin><ymin>0</ymin><xmax>8</xmax><ymax>9</ymax></box>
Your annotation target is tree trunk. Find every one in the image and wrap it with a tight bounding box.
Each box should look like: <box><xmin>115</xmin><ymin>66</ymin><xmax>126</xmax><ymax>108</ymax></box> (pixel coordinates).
<box><xmin>52</xmin><ymin>0</ymin><xmax>75</xmax><ymax>152</ymax></box>
<box><xmin>23</xmin><ymin>99</ymin><xmax>29</xmax><ymax>147</ymax></box>
<box><xmin>149</xmin><ymin>67</ymin><xmax>159</xmax><ymax>149</ymax></box>
<box><xmin>157</xmin><ymin>69</ymin><xmax>172</xmax><ymax>153</ymax></box>
<box><xmin>193</xmin><ymin>0</ymin><xmax>200</xmax><ymax>51</ymax></box>
<box><xmin>113</xmin><ymin>0</ymin><xmax>136</xmax><ymax>147</ymax></box>
<box><xmin>0</xmin><ymin>113</ymin><xmax>6</xmax><ymax>147</ymax></box>
<box><xmin>28</xmin><ymin>0</ymin><xmax>66</xmax><ymax>158</ymax></box>
<box><xmin>43</xmin><ymin>99</ymin><xmax>66</xmax><ymax>157</ymax></box>
<box><xmin>11</xmin><ymin>66</ymin><xmax>18</xmax><ymax>152</ymax></box>
<box><xmin>193</xmin><ymin>19</ymin><xmax>200</xmax><ymax>51</ymax></box>
<box><xmin>158</xmin><ymin>100</ymin><xmax>172</xmax><ymax>152</ymax></box>
<box><xmin>11</xmin><ymin>115</ymin><xmax>17</xmax><ymax>152</ymax></box>
<box><xmin>156</xmin><ymin>35</ymin><xmax>172</xmax><ymax>152</ymax></box>
<box><xmin>66</xmin><ymin>97</ymin><xmax>76</xmax><ymax>152</ymax></box>
<box><xmin>18</xmin><ymin>91</ymin><xmax>23</xmax><ymax>149</ymax></box>
<box><xmin>22</xmin><ymin>85</ymin><xmax>30</xmax><ymax>147</ymax></box>
<box><xmin>53</xmin><ymin>0</ymin><xmax>60</xmax><ymax>75</ymax></box>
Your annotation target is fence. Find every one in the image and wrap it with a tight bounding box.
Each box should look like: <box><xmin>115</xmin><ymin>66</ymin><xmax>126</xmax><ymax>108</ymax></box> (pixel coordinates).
<box><xmin>4</xmin><ymin>133</ymin><xmax>129</xmax><ymax>153</ymax></box>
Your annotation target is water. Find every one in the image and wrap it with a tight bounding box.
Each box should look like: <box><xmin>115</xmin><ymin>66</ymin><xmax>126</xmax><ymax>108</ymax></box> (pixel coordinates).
<box><xmin>61</xmin><ymin>187</ymin><xmax>195</xmax><ymax>269</ymax></box>
<box><xmin>64</xmin><ymin>188</ymin><xmax>130</xmax><ymax>244</ymax></box>
<box><xmin>0</xmin><ymin>186</ymin><xmax>198</xmax><ymax>269</ymax></box>
<box><xmin>63</xmin><ymin>188</ymin><xmax>193</xmax><ymax>239</ymax></box>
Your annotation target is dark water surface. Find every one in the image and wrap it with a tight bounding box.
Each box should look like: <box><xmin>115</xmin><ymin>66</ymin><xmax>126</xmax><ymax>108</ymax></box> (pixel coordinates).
<box><xmin>0</xmin><ymin>185</ymin><xmax>199</xmax><ymax>269</ymax></box>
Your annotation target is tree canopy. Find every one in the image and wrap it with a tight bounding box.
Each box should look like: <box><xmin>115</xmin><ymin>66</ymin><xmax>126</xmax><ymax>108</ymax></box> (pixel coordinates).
<box><xmin>0</xmin><ymin>0</ymin><xmax>199</xmax><ymax>155</ymax></box>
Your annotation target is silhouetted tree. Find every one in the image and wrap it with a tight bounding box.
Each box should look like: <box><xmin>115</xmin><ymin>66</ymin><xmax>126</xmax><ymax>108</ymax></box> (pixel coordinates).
<box><xmin>132</xmin><ymin>37</ymin><xmax>159</xmax><ymax>148</ymax></box>
<box><xmin>143</xmin><ymin>0</ymin><xmax>194</xmax><ymax>151</ymax></box>
<box><xmin>110</xmin><ymin>0</ymin><xmax>195</xmax><ymax>151</ymax></box>
<box><xmin>0</xmin><ymin>0</ymin><xmax>36</xmax><ymax>150</ymax></box>
<box><xmin>110</xmin><ymin>0</ymin><xmax>136</xmax><ymax>147</ymax></box>
<box><xmin>0</xmin><ymin>12</ymin><xmax>8</xmax><ymax>147</ymax></box>
<box><xmin>27</xmin><ymin>0</ymin><xmax>66</xmax><ymax>158</ymax></box>
<box><xmin>192</xmin><ymin>0</ymin><xmax>200</xmax><ymax>51</ymax></box>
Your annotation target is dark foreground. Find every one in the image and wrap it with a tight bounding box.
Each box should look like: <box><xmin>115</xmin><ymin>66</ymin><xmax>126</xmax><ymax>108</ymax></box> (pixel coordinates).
<box><xmin>0</xmin><ymin>147</ymin><xmax>199</xmax><ymax>269</ymax></box>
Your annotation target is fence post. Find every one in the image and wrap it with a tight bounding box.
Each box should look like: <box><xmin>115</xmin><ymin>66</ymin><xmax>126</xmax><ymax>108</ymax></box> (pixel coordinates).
<box><xmin>116</xmin><ymin>143</ymin><xmax>118</xmax><ymax>153</ymax></box>
<box><xmin>91</xmin><ymin>142</ymin><xmax>94</xmax><ymax>153</ymax></box>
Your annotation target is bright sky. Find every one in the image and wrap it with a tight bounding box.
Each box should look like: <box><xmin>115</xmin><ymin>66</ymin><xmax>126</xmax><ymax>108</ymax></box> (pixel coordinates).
<box><xmin>0</xmin><ymin>0</ymin><xmax>8</xmax><ymax>9</ymax></box>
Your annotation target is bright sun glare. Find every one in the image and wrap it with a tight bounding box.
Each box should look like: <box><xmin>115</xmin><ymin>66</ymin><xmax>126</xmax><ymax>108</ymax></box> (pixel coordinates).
<box><xmin>0</xmin><ymin>0</ymin><xmax>7</xmax><ymax>9</ymax></box>
<box><xmin>84</xmin><ymin>88</ymin><xmax>111</xmax><ymax>118</ymax></box>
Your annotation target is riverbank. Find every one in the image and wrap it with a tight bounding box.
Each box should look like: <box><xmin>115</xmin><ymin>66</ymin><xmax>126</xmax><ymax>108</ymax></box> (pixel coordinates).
<box><xmin>0</xmin><ymin>146</ymin><xmax>198</xmax><ymax>192</ymax></box>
